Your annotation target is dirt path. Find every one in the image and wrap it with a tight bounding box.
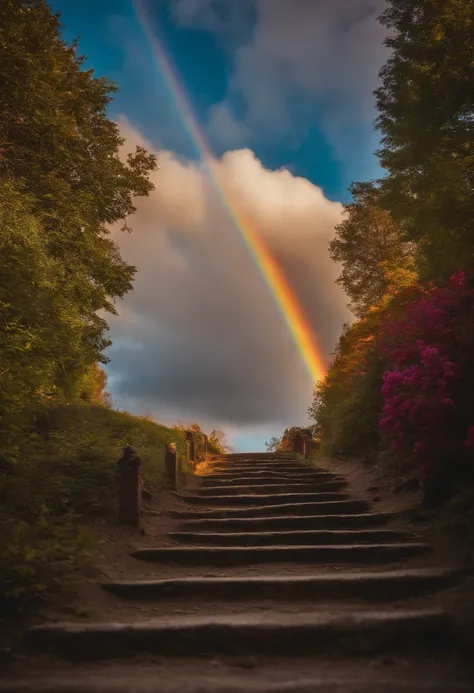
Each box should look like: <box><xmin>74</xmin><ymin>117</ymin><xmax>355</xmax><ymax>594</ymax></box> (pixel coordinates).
<box><xmin>1</xmin><ymin>452</ymin><xmax>473</xmax><ymax>692</ymax></box>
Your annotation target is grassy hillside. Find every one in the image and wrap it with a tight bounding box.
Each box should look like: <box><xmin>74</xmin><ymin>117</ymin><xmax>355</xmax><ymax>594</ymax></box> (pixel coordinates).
<box><xmin>0</xmin><ymin>404</ymin><xmax>187</xmax><ymax>614</ymax></box>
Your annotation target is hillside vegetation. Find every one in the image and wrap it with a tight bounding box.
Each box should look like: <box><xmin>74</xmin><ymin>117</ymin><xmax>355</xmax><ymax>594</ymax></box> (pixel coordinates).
<box><xmin>0</xmin><ymin>403</ymin><xmax>189</xmax><ymax>614</ymax></box>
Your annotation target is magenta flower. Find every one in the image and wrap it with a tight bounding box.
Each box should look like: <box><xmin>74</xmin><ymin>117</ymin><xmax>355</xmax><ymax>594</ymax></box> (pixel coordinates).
<box><xmin>465</xmin><ymin>426</ymin><xmax>474</xmax><ymax>449</ymax></box>
<box><xmin>377</xmin><ymin>270</ymin><xmax>474</xmax><ymax>482</ymax></box>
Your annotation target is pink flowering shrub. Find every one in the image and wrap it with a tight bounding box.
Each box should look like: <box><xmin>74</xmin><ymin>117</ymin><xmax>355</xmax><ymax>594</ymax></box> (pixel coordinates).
<box><xmin>377</xmin><ymin>271</ymin><xmax>474</xmax><ymax>486</ymax></box>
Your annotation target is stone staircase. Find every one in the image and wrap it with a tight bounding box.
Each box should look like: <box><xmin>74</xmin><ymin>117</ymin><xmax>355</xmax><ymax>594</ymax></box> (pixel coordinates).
<box><xmin>2</xmin><ymin>453</ymin><xmax>472</xmax><ymax>692</ymax></box>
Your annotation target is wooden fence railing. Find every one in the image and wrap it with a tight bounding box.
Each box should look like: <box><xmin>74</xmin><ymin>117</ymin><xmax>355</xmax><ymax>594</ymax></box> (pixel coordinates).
<box><xmin>117</xmin><ymin>430</ymin><xmax>208</xmax><ymax>528</ymax></box>
<box><xmin>185</xmin><ymin>430</ymin><xmax>208</xmax><ymax>469</ymax></box>
<box><xmin>117</xmin><ymin>430</ymin><xmax>318</xmax><ymax>528</ymax></box>
<box><xmin>292</xmin><ymin>433</ymin><xmax>319</xmax><ymax>458</ymax></box>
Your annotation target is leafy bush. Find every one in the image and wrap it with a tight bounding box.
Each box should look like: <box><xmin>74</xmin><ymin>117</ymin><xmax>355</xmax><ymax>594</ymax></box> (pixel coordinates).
<box><xmin>207</xmin><ymin>429</ymin><xmax>232</xmax><ymax>454</ymax></box>
<box><xmin>310</xmin><ymin>321</ymin><xmax>384</xmax><ymax>458</ymax></box>
<box><xmin>377</xmin><ymin>271</ymin><xmax>474</xmax><ymax>498</ymax></box>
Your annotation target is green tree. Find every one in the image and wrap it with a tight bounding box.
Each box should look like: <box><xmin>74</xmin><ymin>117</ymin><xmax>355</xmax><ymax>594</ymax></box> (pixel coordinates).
<box><xmin>0</xmin><ymin>0</ymin><xmax>156</xmax><ymax>412</ymax></box>
<box><xmin>329</xmin><ymin>182</ymin><xmax>415</xmax><ymax>317</ymax></box>
<box><xmin>309</xmin><ymin>320</ymin><xmax>384</xmax><ymax>457</ymax></box>
<box><xmin>0</xmin><ymin>182</ymin><xmax>104</xmax><ymax>415</ymax></box>
<box><xmin>76</xmin><ymin>363</ymin><xmax>112</xmax><ymax>406</ymax></box>
<box><xmin>375</xmin><ymin>0</ymin><xmax>474</xmax><ymax>279</ymax></box>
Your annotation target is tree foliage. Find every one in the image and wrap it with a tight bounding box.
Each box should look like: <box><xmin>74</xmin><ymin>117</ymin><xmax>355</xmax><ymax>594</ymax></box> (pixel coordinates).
<box><xmin>329</xmin><ymin>182</ymin><xmax>416</xmax><ymax>317</ymax></box>
<box><xmin>375</xmin><ymin>0</ymin><xmax>474</xmax><ymax>279</ymax></box>
<box><xmin>312</xmin><ymin>0</ymin><xmax>474</xmax><ymax>500</ymax></box>
<box><xmin>310</xmin><ymin>321</ymin><xmax>385</xmax><ymax>457</ymax></box>
<box><xmin>265</xmin><ymin>427</ymin><xmax>314</xmax><ymax>453</ymax></box>
<box><xmin>377</xmin><ymin>271</ymin><xmax>474</xmax><ymax>501</ymax></box>
<box><xmin>76</xmin><ymin>363</ymin><xmax>112</xmax><ymax>407</ymax></box>
<box><xmin>0</xmin><ymin>0</ymin><xmax>156</xmax><ymax>426</ymax></box>
<box><xmin>265</xmin><ymin>437</ymin><xmax>281</xmax><ymax>452</ymax></box>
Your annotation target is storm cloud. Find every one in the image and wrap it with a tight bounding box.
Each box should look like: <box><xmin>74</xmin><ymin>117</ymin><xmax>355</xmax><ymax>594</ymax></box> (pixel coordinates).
<box><xmin>106</xmin><ymin>120</ymin><xmax>351</xmax><ymax>431</ymax></box>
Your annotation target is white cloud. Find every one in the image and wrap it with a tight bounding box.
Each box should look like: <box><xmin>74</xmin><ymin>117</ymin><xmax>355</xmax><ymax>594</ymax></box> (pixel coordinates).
<box><xmin>106</xmin><ymin>119</ymin><xmax>350</xmax><ymax>438</ymax></box>
<box><xmin>208</xmin><ymin>102</ymin><xmax>250</xmax><ymax>148</ymax></box>
<box><xmin>171</xmin><ymin>0</ymin><xmax>255</xmax><ymax>48</ymax></box>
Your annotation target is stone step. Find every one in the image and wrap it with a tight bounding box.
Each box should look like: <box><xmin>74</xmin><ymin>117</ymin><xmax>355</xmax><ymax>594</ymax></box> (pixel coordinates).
<box><xmin>214</xmin><ymin>455</ymin><xmax>302</xmax><ymax>461</ymax></box>
<box><xmin>178</xmin><ymin>492</ymin><xmax>351</xmax><ymax>506</ymax></box>
<box><xmin>170</xmin><ymin>499</ymin><xmax>371</xmax><ymax>520</ymax></box>
<box><xmin>167</xmin><ymin>528</ymin><xmax>417</xmax><ymax>547</ymax></box>
<box><xmin>25</xmin><ymin>609</ymin><xmax>453</xmax><ymax>659</ymax></box>
<box><xmin>1</xmin><ymin>676</ymin><xmax>470</xmax><ymax>693</ymax></box>
<box><xmin>131</xmin><ymin>543</ymin><xmax>432</xmax><ymax>566</ymax></box>
<box><xmin>210</xmin><ymin>465</ymin><xmax>316</xmax><ymax>474</ymax></box>
<box><xmin>197</xmin><ymin>481</ymin><xmax>348</xmax><ymax>494</ymax></box>
<box><xmin>217</xmin><ymin>453</ymin><xmax>296</xmax><ymax>459</ymax></box>
<box><xmin>180</xmin><ymin>513</ymin><xmax>394</xmax><ymax>532</ymax></box>
<box><xmin>199</xmin><ymin>479</ymin><xmax>347</xmax><ymax>492</ymax></box>
<box><xmin>213</xmin><ymin>457</ymin><xmax>295</xmax><ymax>461</ymax></box>
<box><xmin>201</xmin><ymin>471</ymin><xmax>340</xmax><ymax>482</ymax></box>
<box><xmin>224</xmin><ymin>460</ymin><xmax>301</xmax><ymax>464</ymax></box>
<box><xmin>212</xmin><ymin>451</ymin><xmax>293</xmax><ymax>456</ymax></box>
<box><xmin>212</xmin><ymin>461</ymin><xmax>312</xmax><ymax>474</ymax></box>
<box><xmin>227</xmin><ymin>450</ymin><xmax>305</xmax><ymax>454</ymax></box>
<box><xmin>100</xmin><ymin>568</ymin><xmax>458</xmax><ymax>602</ymax></box>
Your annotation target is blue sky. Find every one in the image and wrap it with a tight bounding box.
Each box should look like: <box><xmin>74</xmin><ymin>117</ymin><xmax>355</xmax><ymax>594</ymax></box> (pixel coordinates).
<box><xmin>50</xmin><ymin>0</ymin><xmax>387</xmax><ymax>451</ymax></box>
<box><xmin>51</xmin><ymin>0</ymin><xmax>382</xmax><ymax>201</ymax></box>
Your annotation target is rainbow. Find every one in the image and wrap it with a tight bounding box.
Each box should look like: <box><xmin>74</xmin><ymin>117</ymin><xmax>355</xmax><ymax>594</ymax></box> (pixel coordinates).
<box><xmin>131</xmin><ymin>0</ymin><xmax>327</xmax><ymax>383</ymax></box>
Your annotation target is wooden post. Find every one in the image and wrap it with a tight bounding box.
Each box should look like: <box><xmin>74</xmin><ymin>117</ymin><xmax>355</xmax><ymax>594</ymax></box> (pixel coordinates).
<box><xmin>165</xmin><ymin>442</ymin><xmax>178</xmax><ymax>487</ymax></box>
<box><xmin>293</xmin><ymin>433</ymin><xmax>303</xmax><ymax>456</ymax></box>
<box><xmin>293</xmin><ymin>433</ymin><xmax>310</xmax><ymax>458</ymax></box>
<box><xmin>117</xmin><ymin>445</ymin><xmax>142</xmax><ymax>527</ymax></box>
<box><xmin>185</xmin><ymin>431</ymin><xmax>195</xmax><ymax>470</ymax></box>
<box><xmin>302</xmin><ymin>434</ymin><xmax>309</xmax><ymax>458</ymax></box>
